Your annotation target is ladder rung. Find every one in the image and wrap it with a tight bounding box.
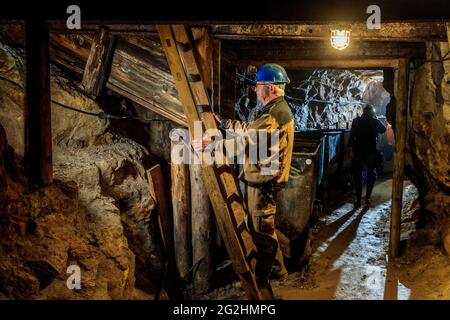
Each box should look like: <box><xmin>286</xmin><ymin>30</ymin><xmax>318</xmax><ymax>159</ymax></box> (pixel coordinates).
<box><xmin>215</xmin><ymin>164</ymin><xmax>230</xmax><ymax>175</ymax></box>
<box><xmin>176</xmin><ymin>40</ymin><xmax>192</xmax><ymax>52</ymax></box>
<box><xmin>246</xmin><ymin>248</ymin><xmax>257</xmax><ymax>261</ymax></box>
<box><xmin>236</xmin><ymin>220</ymin><xmax>246</xmax><ymax>233</ymax></box>
<box><xmin>226</xmin><ymin>193</ymin><xmax>241</xmax><ymax>204</ymax></box>
<box><xmin>157</xmin><ymin>24</ymin><xmax>268</xmax><ymax>300</ymax></box>
<box><xmin>187</xmin><ymin>73</ymin><xmax>201</xmax><ymax>82</ymax></box>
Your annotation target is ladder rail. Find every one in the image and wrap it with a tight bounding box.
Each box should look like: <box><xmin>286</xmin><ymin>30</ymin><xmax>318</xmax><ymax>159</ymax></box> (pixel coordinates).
<box><xmin>157</xmin><ymin>24</ymin><xmax>271</xmax><ymax>300</ymax></box>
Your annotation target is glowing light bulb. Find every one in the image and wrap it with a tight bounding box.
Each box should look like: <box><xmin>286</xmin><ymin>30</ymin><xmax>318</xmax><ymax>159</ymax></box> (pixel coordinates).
<box><xmin>331</xmin><ymin>29</ymin><xmax>350</xmax><ymax>50</ymax></box>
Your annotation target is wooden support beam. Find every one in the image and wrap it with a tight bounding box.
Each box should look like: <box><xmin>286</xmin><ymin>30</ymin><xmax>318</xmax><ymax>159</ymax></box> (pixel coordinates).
<box><xmin>49</xmin><ymin>33</ymin><xmax>187</xmax><ymax>126</ymax></box>
<box><xmin>170</xmin><ymin>128</ymin><xmax>192</xmax><ymax>279</ymax></box>
<box><xmin>47</xmin><ymin>20</ymin><xmax>158</xmax><ymax>35</ymax></box>
<box><xmin>106</xmin><ymin>82</ymin><xmax>187</xmax><ymax>126</ymax></box>
<box><xmin>212</xmin><ymin>38</ymin><xmax>221</xmax><ymax>114</ymax></box>
<box><xmin>190</xmin><ymin>28</ymin><xmax>214</xmax><ymax>293</ymax></box>
<box><xmin>447</xmin><ymin>22</ymin><xmax>450</xmax><ymax>46</ymax></box>
<box><xmin>147</xmin><ymin>164</ymin><xmax>182</xmax><ymax>300</ymax></box>
<box><xmin>82</xmin><ymin>26</ymin><xmax>115</xmax><ymax>97</ymax></box>
<box><xmin>45</xmin><ymin>21</ymin><xmax>448</xmax><ymax>42</ymax></box>
<box><xmin>25</xmin><ymin>19</ymin><xmax>52</xmax><ymax>186</ymax></box>
<box><xmin>211</xmin><ymin>22</ymin><xmax>448</xmax><ymax>42</ymax></box>
<box><xmin>158</xmin><ymin>24</ymin><xmax>265</xmax><ymax>300</ymax></box>
<box><xmin>389</xmin><ymin>58</ymin><xmax>409</xmax><ymax>258</ymax></box>
<box><xmin>220</xmin><ymin>57</ymin><xmax>237</xmax><ymax>119</ymax></box>
<box><xmin>147</xmin><ymin>165</ymin><xmax>173</xmax><ymax>257</ymax></box>
<box><xmin>190</xmin><ymin>163</ymin><xmax>213</xmax><ymax>293</ymax></box>
<box><xmin>224</xmin><ymin>40</ymin><xmax>426</xmax><ymax>63</ymax></box>
<box><xmin>192</xmin><ymin>28</ymin><xmax>213</xmax><ymax>99</ymax></box>
<box><xmin>234</xmin><ymin>59</ymin><xmax>401</xmax><ymax>69</ymax></box>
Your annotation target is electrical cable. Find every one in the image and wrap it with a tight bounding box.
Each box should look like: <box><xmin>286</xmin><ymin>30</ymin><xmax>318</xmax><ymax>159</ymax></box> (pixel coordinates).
<box><xmin>0</xmin><ymin>74</ymin><xmax>171</xmax><ymax>123</ymax></box>
<box><xmin>51</xmin><ymin>100</ymin><xmax>170</xmax><ymax>122</ymax></box>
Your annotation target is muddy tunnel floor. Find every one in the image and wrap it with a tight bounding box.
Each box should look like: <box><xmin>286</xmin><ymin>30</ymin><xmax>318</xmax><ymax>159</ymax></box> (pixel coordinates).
<box><xmin>199</xmin><ymin>178</ymin><xmax>450</xmax><ymax>300</ymax></box>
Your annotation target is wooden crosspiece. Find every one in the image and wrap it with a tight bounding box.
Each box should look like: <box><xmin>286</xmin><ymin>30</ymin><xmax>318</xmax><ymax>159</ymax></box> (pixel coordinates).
<box><xmin>157</xmin><ymin>24</ymin><xmax>270</xmax><ymax>300</ymax></box>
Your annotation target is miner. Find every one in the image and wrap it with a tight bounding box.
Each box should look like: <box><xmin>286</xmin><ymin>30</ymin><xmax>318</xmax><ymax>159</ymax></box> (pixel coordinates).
<box><xmin>193</xmin><ymin>64</ymin><xmax>294</xmax><ymax>290</ymax></box>
<box><xmin>348</xmin><ymin>104</ymin><xmax>387</xmax><ymax>208</ymax></box>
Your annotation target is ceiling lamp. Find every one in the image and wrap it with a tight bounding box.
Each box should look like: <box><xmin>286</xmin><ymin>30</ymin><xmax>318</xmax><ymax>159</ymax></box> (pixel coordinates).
<box><xmin>330</xmin><ymin>29</ymin><xmax>350</xmax><ymax>50</ymax></box>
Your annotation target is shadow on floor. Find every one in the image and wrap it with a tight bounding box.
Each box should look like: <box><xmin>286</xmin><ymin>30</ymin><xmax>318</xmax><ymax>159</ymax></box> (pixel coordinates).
<box><xmin>316</xmin><ymin>207</ymin><xmax>370</xmax><ymax>266</ymax></box>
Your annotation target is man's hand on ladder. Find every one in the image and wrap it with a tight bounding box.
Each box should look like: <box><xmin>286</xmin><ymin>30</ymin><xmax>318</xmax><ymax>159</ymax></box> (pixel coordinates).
<box><xmin>191</xmin><ymin>112</ymin><xmax>222</xmax><ymax>152</ymax></box>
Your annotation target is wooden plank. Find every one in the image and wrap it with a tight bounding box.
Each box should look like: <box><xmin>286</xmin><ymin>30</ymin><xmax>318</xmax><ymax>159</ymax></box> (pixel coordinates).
<box><xmin>105</xmin><ymin>82</ymin><xmax>187</xmax><ymax>126</ymax></box>
<box><xmin>108</xmin><ymin>36</ymin><xmax>185</xmax><ymax>119</ymax></box>
<box><xmin>192</xmin><ymin>28</ymin><xmax>213</xmax><ymax>96</ymax></box>
<box><xmin>82</xmin><ymin>26</ymin><xmax>115</xmax><ymax>97</ymax></box>
<box><xmin>49</xmin><ymin>33</ymin><xmax>93</xmax><ymax>74</ymax></box>
<box><xmin>25</xmin><ymin>19</ymin><xmax>52</xmax><ymax>185</ymax></box>
<box><xmin>190</xmin><ymin>163</ymin><xmax>213</xmax><ymax>293</ymax></box>
<box><xmin>146</xmin><ymin>164</ymin><xmax>182</xmax><ymax>300</ymax></box>
<box><xmin>170</xmin><ymin>129</ymin><xmax>192</xmax><ymax>279</ymax></box>
<box><xmin>157</xmin><ymin>24</ymin><xmax>264</xmax><ymax>300</ymax></box>
<box><xmin>220</xmin><ymin>56</ymin><xmax>236</xmax><ymax>119</ymax></box>
<box><xmin>447</xmin><ymin>22</ymin><xmax>450</xmax><ymax>46</ymax></box>
<box><xmin>211</xmin><ymin>22</ymin><xmax>448</xmax><ymax>42</ymax></box>
<box><xmin>191</xmin><ymin>28</ymin><xmax>214</xmax><ymax>293</ymax></box>
<box><xmin>212</xmin><ymin>38</ymin><xmax>221</xmax><ymax>114</ymax></box>
<box><xmin>47</xmin><ymin>20</ymin><xmax>158</xmax><ymax>34</ymax></box>
<box><xmin>48</xmin><ymin>33</ymin><xmax>186</xmax><ymax>125</ymax></box>
<box><xmin>234</xmin><ymin>59</ymin><xmax>401</xmax><ymax>69</ymax></box>
<box><xmin>389</xmin><ymin>58</ymin><xmax>409</xmax><ymax>258</ymax></box>
<box><xmin>223</xmin><ymin>40</ymin><xmax>426</xmax><ymax>63</ymax></box>
<box><xmin>46</xmin><ymin>21</ymin><xmax>448</xmax><ymax>42</ymax></box>
<box><xmin>147</xmin><ymin>165</ymin><xmax>173</xmax><ymax>255</ymax></box>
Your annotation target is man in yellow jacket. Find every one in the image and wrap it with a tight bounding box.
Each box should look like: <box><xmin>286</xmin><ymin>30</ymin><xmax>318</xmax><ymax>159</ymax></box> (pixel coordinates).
<box><xmin>194</xmin><ymin>64</ymin><xmax>294</xmax><ymax>287</ymax></box>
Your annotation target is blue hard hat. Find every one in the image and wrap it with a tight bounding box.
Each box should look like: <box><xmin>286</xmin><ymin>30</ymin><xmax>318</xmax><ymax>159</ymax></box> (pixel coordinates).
<box><xmin>255</xmin><ymin>64</ymin><xmax>290</xmax><ymax>84</ymax></box>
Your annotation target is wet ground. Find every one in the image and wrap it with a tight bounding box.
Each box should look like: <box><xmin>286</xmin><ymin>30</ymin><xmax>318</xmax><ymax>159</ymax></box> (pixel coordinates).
<box><xmin>193</xmin><ymin>177</ymin><xmax>450</xmax><ymax>300</ymax></box>
<box><xmin>271</xmin><ymin>178</ymin><xmax>450</xmax><ymax>300</ymax></box>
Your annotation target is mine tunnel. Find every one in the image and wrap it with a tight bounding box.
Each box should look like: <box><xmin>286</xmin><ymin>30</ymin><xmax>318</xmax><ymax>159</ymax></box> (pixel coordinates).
<box><xmin>0</xmin><ymin>19</ymin><xmax>449</xmax><ymax>301</ymax></box>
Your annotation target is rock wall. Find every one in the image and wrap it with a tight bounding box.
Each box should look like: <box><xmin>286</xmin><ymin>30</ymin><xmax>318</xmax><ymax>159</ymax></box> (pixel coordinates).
<box><xmin>0</xmin><ymin>123</ymin><xmax>135</xmax><ymax>299</ymax></box>
<box><xmin>235</xmin><ymin>68</ymin><xmax>390</xmax><ymax>131</ymax></box>
<box><xmin>0</xmin><ymin>40</ymin><xmax>164</xmax><ymax>298</ymax></box>
<box><xmin>406</xmin><ymin>41</ymin><xmax>450</xmax><ymax>256</ymax></box>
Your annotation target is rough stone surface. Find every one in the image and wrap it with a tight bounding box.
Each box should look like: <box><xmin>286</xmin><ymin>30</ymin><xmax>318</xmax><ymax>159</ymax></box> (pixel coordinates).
<box><xmin>406</xmin><ymin>41</ymin><xmax>450</xmax><ymax>257</ymax></box>
<box><xmin>236</xmin><ymin>69</ymin><xmax>389</xmax><ymax>130</ymax></box>
<box><xmin>0</xmin><ymin>123</ymin><xmax>135</xmax><ymax>299</ymax></box>
<box><xmin>53</xmin><ymin>135</ymin><xmax>164</xmax><ymax>291</ymax></box>
<box><xmin>0</xmin><ymin>42</ymin><xmax>108</xmax><ymax>156</ymax></box>
<box><xmin>0</xmin><ymin>40</ymin><xmax>164</xmax><ymax>298</ymax></box>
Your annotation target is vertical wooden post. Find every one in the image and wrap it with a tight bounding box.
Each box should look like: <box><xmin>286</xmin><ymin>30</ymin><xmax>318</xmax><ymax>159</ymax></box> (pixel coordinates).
<box><xmin>147</xmin><ymin>165</ymin><xmax>173</xmax><ymax>258</ymax></box>
<box><xmin>389</xmin><ymin>58</ymin><xmax>409</xmax><ymax>258</ymax></box>
<box><xmin>191</xmin><ymin>28</ymin><xmax>215</xmax><ymax>292</ymax></box>
<box><xmin>190</xmin><ymin>163</ymin><xmax>213</xmax><ymax>293</ymax></box>
<box><xmin>192</xmin><ymin>28</ymin><xmax>213</xmax><ymax>96</ymax></box>
<box><xmin>212</xmin><ymin>38</ymin><xmax>221</xmax><ymax>114</ymax></box>
<box><xmin>147</xmin><ymin>164</ymin><xmax>182</xmax><ymax>300</ymax></box>
<box><xmin>25</xmin><ymin>19</ymin><xmax>52</xmax><ymax>186</ymax></box>
<box><xmin>82</xmin><ymin>26</ymin><xmax>115</xmax><ymax>97</ymax></box>
<box><xmin>158</xmin><ymin>25</ymin><xmax>264</xmax><ymax>300</ymax></box>
<box><xmin>447</xmin><ymin>22</ymin><xmax>450</xmax><ymax>47</ymax></box>
<box><xmin>170</xmin><ymin>128</ymin><xmax>192</xmax><ymax>279</ymax></box>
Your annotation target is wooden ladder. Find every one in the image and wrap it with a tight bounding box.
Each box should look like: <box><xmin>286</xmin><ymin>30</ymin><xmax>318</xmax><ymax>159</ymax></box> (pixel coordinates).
<box><xmin>157</xmin><ymin>24</ymin><xmax>271</xmax><ymax>300</ymax></box>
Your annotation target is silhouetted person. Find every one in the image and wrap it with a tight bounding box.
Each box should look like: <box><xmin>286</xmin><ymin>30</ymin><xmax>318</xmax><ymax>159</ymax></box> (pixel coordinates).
<box><xmin>348</xmin><ymin>105</ymin><xmax>387</xmax><ymax>208</ymax></box>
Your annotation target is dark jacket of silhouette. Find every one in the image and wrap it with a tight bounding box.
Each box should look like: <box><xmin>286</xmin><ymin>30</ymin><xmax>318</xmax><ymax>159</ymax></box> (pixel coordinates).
<box><xmin>348</xmin><ymin>112</ymin><xmax>387</xmax><ymax>156</ymax></box>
